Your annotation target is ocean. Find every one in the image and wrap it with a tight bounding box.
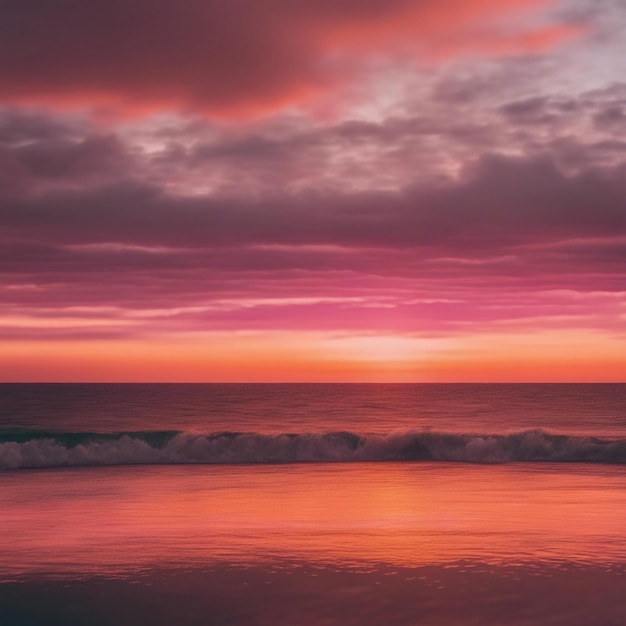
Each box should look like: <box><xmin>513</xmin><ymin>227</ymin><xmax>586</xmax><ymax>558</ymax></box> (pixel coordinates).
<box><xmin>1</xmin><ymin>383</ymin><xmax>625</xmax><ymax>625</ymax></box>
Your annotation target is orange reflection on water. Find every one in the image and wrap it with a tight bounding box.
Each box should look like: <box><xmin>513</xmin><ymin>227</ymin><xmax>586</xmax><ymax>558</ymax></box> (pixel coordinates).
<box><xmin>1</xmin><ymin>463</ymin><xmax>626</xmax><ymax>578</ymax></box>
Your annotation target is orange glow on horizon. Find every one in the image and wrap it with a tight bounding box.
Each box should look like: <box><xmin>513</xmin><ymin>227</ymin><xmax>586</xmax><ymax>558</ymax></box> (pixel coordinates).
<box><xmin>2</xmin><ymin>329</ymin><xmax>625</xmax><ymax>382</ymax></box>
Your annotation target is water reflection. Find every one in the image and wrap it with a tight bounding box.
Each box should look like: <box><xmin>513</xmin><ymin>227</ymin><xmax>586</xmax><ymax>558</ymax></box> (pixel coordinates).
<box><xmin>1</xmin><ymin>463</ymin><xmax>626</xmax><ymax>579</ymax></box>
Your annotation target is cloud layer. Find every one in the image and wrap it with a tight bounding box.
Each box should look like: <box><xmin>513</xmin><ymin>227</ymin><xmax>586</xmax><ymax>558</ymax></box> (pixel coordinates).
<box><xmin>0</xmin><ymin>0</ymin><xmax>584</xmax><ymax>117</ymax></box>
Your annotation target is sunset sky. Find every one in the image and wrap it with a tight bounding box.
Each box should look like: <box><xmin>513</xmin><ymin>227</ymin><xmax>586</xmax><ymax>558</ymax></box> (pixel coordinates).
<box><xmin>1</xmin><ymin>0</ymin><xmax>625</xmax><ymax>381</ymax></box>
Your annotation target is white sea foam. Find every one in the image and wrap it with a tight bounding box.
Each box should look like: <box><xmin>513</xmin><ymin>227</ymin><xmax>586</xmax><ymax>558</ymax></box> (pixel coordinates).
<box><xmin>1</xmin><ymin>430</ymin><xmax>626</xmax><ymax>470</ymax></box>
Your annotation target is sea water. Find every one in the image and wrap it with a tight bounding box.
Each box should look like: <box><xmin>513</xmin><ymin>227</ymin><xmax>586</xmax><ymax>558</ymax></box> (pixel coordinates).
<box><xmin>1</xmin><ymin>383</ymin><xmax>625</xmax><ymax>625</ymax></box>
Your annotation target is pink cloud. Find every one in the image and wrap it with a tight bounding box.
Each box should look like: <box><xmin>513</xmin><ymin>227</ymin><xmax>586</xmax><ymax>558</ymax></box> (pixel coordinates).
<box><xmin>0</xmin><ymin>0</ymin><xmax>586</xmax><ymax>118</ymax></box>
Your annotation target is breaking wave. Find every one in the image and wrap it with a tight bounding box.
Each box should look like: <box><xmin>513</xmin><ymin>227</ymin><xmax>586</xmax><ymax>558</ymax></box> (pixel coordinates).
<box><xmin>2</xmin><ymin>429</ymin><xmax>626</xmax><ymax>470</ymax></box>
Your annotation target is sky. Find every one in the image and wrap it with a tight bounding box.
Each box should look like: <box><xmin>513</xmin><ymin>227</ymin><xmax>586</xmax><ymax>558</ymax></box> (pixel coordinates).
<box><xmin>1</xmin><ymin>0</ymin><xmax>625</xmax><ymax>382</ymax></box>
